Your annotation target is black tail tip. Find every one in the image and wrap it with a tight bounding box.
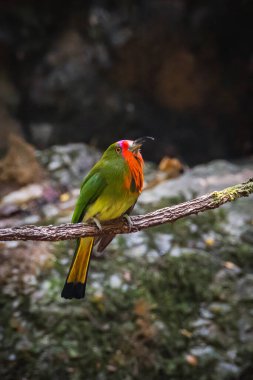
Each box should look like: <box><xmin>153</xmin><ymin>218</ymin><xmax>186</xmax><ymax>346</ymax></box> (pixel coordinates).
<box><xmin>61</xmin><ymin>282</ymin><xmax>86</xmax><ymax>299</ymax></box>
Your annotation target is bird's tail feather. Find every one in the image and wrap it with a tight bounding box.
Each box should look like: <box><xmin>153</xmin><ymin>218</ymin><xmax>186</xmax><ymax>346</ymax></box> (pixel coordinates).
<box><xmin>61</xmin><ymin>237</ymin><xmax>94</xmax><ymax>299</ymax></box>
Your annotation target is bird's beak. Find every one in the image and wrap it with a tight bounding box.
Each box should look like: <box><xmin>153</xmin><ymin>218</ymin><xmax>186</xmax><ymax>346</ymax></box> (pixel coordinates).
<box><xmin>130</xmin><ymin>136</ymin><xmax>154</xmax><ymax>153</ymax></box>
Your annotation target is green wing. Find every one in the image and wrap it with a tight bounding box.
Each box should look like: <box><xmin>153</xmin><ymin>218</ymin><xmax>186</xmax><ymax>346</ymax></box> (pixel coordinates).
<box><xmin>71</xmin><ymin>171</ymin><xmax>107</xmax><ymax>223</ymax></box>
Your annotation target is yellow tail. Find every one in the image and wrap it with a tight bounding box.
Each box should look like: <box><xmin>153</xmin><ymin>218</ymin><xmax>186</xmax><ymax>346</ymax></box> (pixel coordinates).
<box><xmin>61</xmin><ymin>237</ymin><xmax>94</xmax><ymax>299</ymax></box>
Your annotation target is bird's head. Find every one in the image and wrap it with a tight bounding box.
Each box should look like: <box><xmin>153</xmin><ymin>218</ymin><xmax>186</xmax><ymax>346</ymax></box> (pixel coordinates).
<box><xmin>103</xmin><ymin>137</ymin><xmax>154</xmax><ymax>162</ymax></box>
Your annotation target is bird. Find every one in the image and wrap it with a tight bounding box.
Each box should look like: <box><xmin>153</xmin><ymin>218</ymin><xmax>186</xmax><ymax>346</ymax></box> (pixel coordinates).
<box><xmin>61</xmin><ymin>137</ymin><xmax>153</xmax><ymax>299</ymax></box>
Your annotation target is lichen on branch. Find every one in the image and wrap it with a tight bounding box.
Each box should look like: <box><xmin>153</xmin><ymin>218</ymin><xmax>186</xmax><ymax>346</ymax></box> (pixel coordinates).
<box><xmin>211</xmin><ymin>178</ymin><xmax>253</xmax><ymax>203</ymax></box>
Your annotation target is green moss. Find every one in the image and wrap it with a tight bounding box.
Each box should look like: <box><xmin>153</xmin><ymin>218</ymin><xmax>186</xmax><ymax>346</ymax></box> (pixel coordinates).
<box><xmin>1</xmin><ymin>190</ymin><xmax>253</xmax><ymax>380</ymax></box>
<box><xmin>211</xmin><ymin>179</ymin><xmax>253</xmax><ymax>205</ymax></box>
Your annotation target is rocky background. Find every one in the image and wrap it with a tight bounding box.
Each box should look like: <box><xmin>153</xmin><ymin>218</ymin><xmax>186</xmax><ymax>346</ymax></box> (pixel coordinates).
<box><xmin>0</xmin><ymin>143</ymin><xmax>253</xmax><ymax>380</ymax></box>
<box><xmin>0</xmin><ymin>1</ymin><xmax>253</xmax><ymax>379</ymax></box>
<box><xmin>0</xmin><ymin>0</ymin><xmax>252</xmax><ymax>164</ymax></box>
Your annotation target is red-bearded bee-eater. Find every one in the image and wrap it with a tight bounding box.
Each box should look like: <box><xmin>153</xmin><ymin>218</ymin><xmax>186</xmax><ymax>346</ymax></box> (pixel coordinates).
<box><xmin>61</xmin><ymin>137</ymin><xmax>154</xmax><ymax>299</ymax></box>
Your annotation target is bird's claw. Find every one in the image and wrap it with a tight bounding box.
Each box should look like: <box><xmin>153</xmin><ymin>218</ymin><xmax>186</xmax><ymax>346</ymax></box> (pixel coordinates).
<box><xmin>123</xmin><ymin>214</ymin><xmax>133</xmax><ymax>230</ymax></box>
<box><xmin>92</xmin><ymin>217</ymin><xmax>102</xmax><ymax>231</ymax></box>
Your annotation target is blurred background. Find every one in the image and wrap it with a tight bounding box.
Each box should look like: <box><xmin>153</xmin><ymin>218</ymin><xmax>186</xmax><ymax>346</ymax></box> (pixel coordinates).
<box><xmin>0</xmin><ymin>1</ymin><xmax>253</xmax><ymax>379</ymax></box>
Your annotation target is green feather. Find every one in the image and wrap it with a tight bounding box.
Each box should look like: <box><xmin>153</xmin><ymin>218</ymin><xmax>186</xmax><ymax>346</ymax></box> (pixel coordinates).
<box><xmin>71</xmin><ymin>172</ymin><xmax>107</xmax><ymax>223</ymax></box>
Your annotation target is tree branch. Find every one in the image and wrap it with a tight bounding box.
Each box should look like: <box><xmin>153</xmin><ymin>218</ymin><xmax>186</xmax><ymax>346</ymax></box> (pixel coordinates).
<box><xmin>0</xmin><ymin>179</ymin><xmax>252</xmax><ymax>241</ymax></box>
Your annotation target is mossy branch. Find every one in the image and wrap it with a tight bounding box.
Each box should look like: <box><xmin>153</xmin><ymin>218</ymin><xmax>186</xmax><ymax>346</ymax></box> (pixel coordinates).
<box><xmin>0</xmin><ymin>179</ymin><xmax>252</xmax><ymax>241</ymax></box>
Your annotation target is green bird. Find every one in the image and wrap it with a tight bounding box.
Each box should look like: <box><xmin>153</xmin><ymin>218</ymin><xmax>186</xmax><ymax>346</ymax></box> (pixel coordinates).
<box><xmin>61</xmin><ymin>137</ymin><xmax>153</xmax><ymax>299</ymax></box>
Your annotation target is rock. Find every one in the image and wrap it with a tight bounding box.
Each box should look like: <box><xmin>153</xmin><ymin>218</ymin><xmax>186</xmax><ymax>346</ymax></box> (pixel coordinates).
<box><xmin>146</xmin><ymin>249</ymin><xmax>160</xmax><ymax>263</ymax></box>
<box><xmin>109</xmin><ymin>274</ymin><xmax>122</xmax><ymax>289</ymax></box>
<box><xmin>241</xmin><ymin>227</ymin><xmax>253</xmax><ymax>245</ymax></box>
<box><xmin>209</xmin><ymin>302</ymin><xmax>232</xmax><ymax>315</ymax></box>
<box><xmin>0</xmin><ymin>241</ymin><xmax>53</xmax><ymax>296</ymax></box>
<box><xmin>124</xmin><ymin>244</ymin><xmax>147</xmax><ymax>259</ymax></box>
<box><xmin>154</xmin><ymin>233</ymin><xmax>173</xmax><ymax>255</ymax></box>
<box><xmin>37</xmin><ymin>143</ymin><xmax>100</xmax><ymax>187</ymax></box>
<box><xmin>238</xmin><ymin>315</ymin><xmax>253</xmax><ymax>344</ymax></box>
<box><xmin>141</xmin><ymin>159</ymin><xmax>253</xmax><ymax>204</ymax></box>
<box><xmin>215</xmin><ymin>362</ymin><xmax>240</xmax><ymax>379</ymax></box>
<box><xmin>1</xmin><ymin>184</ymin><xmax>44</xmax><ymax>205</ymax></box>
<box><xmin>0</xmin><ymin>204</ymin><xmax>20</xmax><ymax>217</ymax></box>
<box><xmin>41</xmin><ymin>204</ymin><xmax>59</xmax><ymax>219</ymax></box>
<box><xmin>191</xmin><ymin>318</ymin><xmax>212</xmax><ymax>328</ymax></box>
<box><xmin>0</xmin><ymin>134</ymin><xmax>44</xmax><ymax>189</ymax></box>
<box><xmin>190</xmin><ymin>345</ymin><xmax>218</xmax><ymax>363</ymax></box>
<box><xmin>237</xmin><ymin>274</ymin><xmax>253</xmax><ymax>301</ymax></box>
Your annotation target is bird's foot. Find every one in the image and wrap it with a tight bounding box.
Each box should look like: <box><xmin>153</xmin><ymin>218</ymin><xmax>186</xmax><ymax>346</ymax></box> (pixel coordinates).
<box><xmin>123</xmin><ymin>214</ymin><xmax>133</xmax><ymax>230</ymax></box>
<box><xmin>92</xmin><ymin>217</ymin><xmax>102</xmax><ymax>231</ymax></box>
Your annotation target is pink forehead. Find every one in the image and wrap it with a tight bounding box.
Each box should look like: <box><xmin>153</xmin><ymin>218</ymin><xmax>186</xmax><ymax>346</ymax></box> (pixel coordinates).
<box><xmin>118</xmin><ymin>140</ymin><xmax>133</xmax><ymax>149</ymax></box>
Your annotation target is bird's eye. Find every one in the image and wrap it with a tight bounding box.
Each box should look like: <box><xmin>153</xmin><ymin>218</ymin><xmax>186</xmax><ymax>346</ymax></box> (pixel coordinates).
<box><xmin>115</xmin><ymin>146</ymin><xmax>121</xmax><ymax>154</ymax></box>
